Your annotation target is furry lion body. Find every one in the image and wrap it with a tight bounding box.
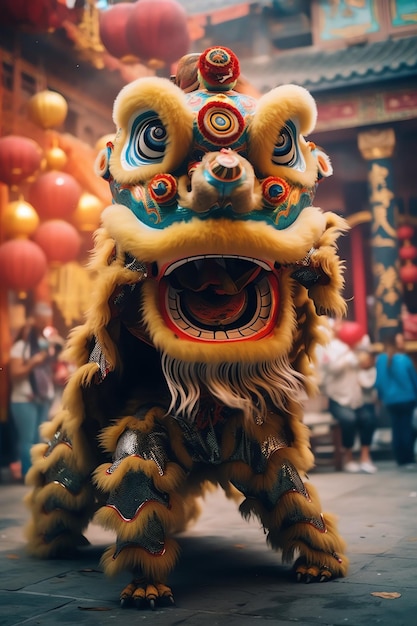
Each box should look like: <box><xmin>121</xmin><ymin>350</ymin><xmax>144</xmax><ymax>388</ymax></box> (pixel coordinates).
<box><xmin>25</xmin><ymin>46</ymin><xmax>349</xmax><ymax>608</ymax></box>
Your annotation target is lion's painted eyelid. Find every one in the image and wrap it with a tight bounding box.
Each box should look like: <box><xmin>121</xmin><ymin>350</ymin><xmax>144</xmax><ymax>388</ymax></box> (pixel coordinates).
<box><xmin>271</xmin><ymin>119</ymin><xmax>306</xmax><ymax>172</ymax></box>
<box><xmin>121</xmin><ymin>110</ymin><xmax>168</xmax><ymax>170</ymax></box>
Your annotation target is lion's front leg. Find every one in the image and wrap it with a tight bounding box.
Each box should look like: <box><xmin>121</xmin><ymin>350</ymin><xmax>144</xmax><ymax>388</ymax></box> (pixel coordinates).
<box><xmin>234</xmin><ymin>452</ymin><xmax>349</xmax><ymax>582</ymax></box>
<box><xmin>93</xmin><ymin>406</ymin><xmax>193</xmax><ymax>608</ymax></box>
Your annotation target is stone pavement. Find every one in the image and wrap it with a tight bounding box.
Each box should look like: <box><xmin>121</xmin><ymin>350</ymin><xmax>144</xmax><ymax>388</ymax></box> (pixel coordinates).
<box><xmin>0</xmin><ymin>460</ymin><xmax>416</xmax><ymax>625</ymax></box>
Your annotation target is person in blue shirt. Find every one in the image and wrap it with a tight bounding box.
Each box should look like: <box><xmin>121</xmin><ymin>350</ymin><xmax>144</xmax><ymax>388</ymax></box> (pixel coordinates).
<box><xmin>375</xmin><ymin>333</ymin><xmax>417</xmax><ymax>467</ymax></box>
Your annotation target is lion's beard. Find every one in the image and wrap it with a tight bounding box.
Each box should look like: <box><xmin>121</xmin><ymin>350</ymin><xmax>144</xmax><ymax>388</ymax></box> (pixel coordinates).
<box><xmin>161</xmin><ymin>352</ymin><xmax>305</xmax><ymax>425</ymax></box>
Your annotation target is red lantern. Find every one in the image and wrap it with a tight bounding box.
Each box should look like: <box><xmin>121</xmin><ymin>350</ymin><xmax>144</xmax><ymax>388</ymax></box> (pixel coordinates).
<box><xmin>0</xmin><ymin>135</ymin><xmax>43</xmax><ymax>187</ymax></box>
<box><xmin>0</xmin><ymin>239</ymin><xmax>47</xmax><ymax>292</ymax></box>
<box><xmin>1</xmin><ymin>0</ymin><xmax>52</xmax><ymax>30</ymax></box>
<box><xmin>126</xmin><ymin>0</ymin><xmax>190</xmax><ymax>66</ymax></box>
<box><xmin>399</xmin><ymin>244</ymin><xmax>417</xmax><ymax>261</ymax></box>
<box><xmin>99</xmin><ymin>2</ymin><xmax>135</xmax><ymax>60</ymax></box>
<box><xmin>397</xmin><ymin>224</ymin><xmax>415</xmax><ymax>241</ymax></box>
<box><xmin>400</xmin><ymin>263</ymin><xmax>417</xmax><ymax>286</ymax></box>
<box><xmin>33</xmin><ymin>219</ymin><xmax>81</xmax><ymax>264</ymax></box>
<box><xmin>28</xmin><ymin>171</ymin><xmax>82</xmax><ymax>220</ymax></box>
<box><xmin>1</xmin><ymin>0</ymin><xmax>80</xmax><ymax>32</ymax></box>
<box><xmin>336</xmin><ymin>321</ymin><xmax>365</xmax><ymax>348</ymax></box>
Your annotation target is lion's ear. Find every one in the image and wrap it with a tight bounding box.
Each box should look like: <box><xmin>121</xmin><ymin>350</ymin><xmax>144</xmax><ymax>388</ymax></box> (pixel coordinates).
<box><xmin>248</xmin><ymin>84</ymin><xmax>318</xmax><ymax>186</ymax></box>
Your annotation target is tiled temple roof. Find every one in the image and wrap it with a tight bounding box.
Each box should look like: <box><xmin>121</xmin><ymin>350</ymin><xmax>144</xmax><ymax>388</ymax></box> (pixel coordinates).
<box><xmin>240</xmin><ymin>35</ymin><xmax>417</xmax><ymax>93</ymax></box>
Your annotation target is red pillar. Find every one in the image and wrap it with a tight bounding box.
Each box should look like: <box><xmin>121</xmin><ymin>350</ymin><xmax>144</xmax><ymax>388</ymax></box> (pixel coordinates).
<box><xmin>350</xmin><ymin>225</ymin><xmax>368</xmax><ymax>335</ymax></box>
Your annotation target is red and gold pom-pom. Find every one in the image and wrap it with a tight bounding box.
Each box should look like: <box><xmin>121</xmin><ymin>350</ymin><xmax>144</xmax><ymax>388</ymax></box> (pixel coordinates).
<box><xmin>198</xmin><ymin>46</ymin><xmax>240</xmax><ymax>91</ymax></box>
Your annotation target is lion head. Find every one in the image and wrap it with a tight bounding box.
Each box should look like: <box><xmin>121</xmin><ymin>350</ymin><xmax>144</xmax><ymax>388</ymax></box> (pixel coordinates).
<box><xmin>86</xmin><ymin>46</ymin><xmax>347</xmax><ymax>423</ymax></box>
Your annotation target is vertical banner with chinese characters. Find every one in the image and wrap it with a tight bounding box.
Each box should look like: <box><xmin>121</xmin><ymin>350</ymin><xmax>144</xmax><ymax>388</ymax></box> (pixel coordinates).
<box><xmin>358</xmin><ymin>129</ymin><xmax>402</xmax><ymax>341</ymax></box>
<box><xmin>368</xmin><ymin>159</ymin><xmax>402</xmax><ymax>340</ymax></box>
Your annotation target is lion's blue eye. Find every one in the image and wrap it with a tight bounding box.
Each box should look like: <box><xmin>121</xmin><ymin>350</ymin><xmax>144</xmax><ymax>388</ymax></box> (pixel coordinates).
<box><xmin>272</xmin><ymin>120</ymin><xmax>305</xmax><ymax>171</ymax></box>
<box><xmin>122</xmin><ymin>111</ymin><xmax>167</xmax><ymax>169</ymax></box>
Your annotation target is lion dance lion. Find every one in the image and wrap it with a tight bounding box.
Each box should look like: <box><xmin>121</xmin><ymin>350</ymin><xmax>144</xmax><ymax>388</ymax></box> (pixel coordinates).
<box><xmin>25</xmin><ymin>46</ymin><xmax>349</xmax><ymax>608</ymax></box>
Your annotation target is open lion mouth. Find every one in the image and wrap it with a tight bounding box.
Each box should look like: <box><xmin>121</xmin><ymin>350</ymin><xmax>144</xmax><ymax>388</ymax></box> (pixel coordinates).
<box><xmin>159</xmin><ymin>255</ymin><xmax>280</xmax><ymax>342</ymax></box>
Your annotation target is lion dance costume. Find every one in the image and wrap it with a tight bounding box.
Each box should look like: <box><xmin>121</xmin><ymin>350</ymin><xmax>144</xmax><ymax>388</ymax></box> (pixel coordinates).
<box><xmin>25</xmin><ymin>46</ymin><xmax>349</xmax><ymax>608</ymax></box>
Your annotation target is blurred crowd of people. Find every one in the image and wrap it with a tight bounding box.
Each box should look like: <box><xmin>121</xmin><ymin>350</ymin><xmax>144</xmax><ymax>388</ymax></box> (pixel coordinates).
<box><xmin>316</xmin><ymin>318</ymin><xmax>417</xmax><ymax>473</ymax></box>
<box><xmin>1</xmin><ymin>303</ymin><xmax>71</xmax><ymax>483</ymax></box>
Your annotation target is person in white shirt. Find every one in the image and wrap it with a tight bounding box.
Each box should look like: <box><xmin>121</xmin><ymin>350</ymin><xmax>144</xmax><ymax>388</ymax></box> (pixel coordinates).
<box><xmin>316</xmin><ymin>321</ymin><xmax>378</xmax><ymax>473</ymax></box>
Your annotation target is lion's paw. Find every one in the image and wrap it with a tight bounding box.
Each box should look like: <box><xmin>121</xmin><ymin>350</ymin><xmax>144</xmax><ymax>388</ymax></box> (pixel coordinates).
<box><xmin>293</xmin><ymin>557</ymin><xmax>342</xmax><ymax>583</ymax></box>
<box><xmin>295</xmin><ymin>563</ymin><xmax>333</xmax><ymax>583</ymax></box>
<box><xmin>120</xmin><ymin>577</ymin><xmax>175</xmax><ymax>609</ymax></box>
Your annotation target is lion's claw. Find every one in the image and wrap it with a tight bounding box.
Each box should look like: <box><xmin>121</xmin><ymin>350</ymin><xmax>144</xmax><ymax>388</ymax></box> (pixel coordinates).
<box><xmin>295</xmin><ymin>563</ymin><xmax>334</xmax><ymax>583</ymax></box>
<box><xmin>120</xmin><ymin>578</ymin><xmax>175</xmax><ymax>609</ymax></box>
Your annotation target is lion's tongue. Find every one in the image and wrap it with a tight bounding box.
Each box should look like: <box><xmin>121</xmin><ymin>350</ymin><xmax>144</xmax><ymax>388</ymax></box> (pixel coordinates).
<box><xmin>183</xmin><ymin>290</ymin><xmax>247</xmax><ymax>325</ymax></box>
